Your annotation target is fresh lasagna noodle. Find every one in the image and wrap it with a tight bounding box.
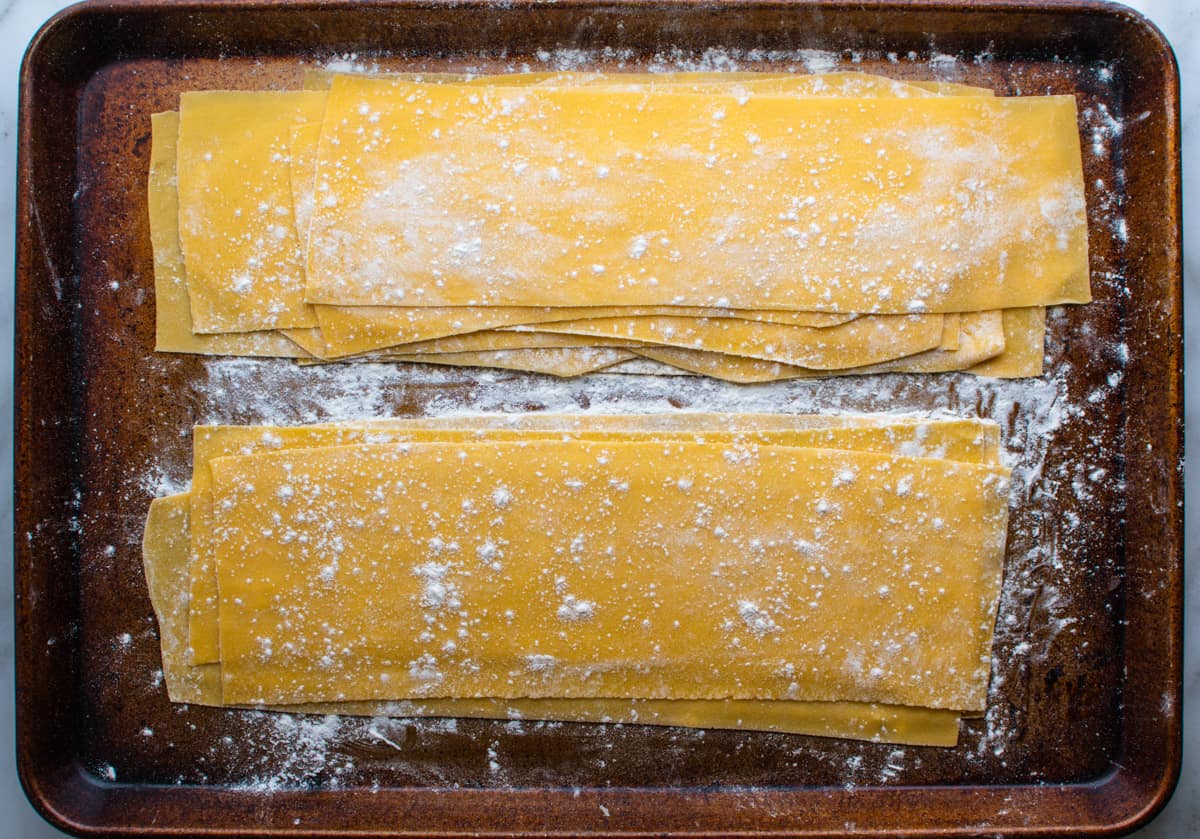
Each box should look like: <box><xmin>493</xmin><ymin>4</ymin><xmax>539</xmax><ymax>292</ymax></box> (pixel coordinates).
<box><xmin>209</xmin><ymin>438</ymin><xmax>1007</xmax><ymax>709</ymax></box>
<box><xmin>306</xmin><ymin>78</ymin><xmax>1088</xmax><ymax>311</ymax></box>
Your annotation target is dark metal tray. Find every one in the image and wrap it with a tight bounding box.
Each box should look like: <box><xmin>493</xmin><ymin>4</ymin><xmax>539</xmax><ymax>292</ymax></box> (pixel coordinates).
<box><xmin>14</xmin><ymin>1</ymin><xmax>1182</xmax><ymax>835</ymax></box>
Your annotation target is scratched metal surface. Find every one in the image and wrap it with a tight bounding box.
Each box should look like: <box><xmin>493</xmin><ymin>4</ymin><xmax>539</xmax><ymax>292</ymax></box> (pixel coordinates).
<box><xmin>13</xmin><ymin>1</ymin><xmax>1181</xmax><ymax>835</ymax></box>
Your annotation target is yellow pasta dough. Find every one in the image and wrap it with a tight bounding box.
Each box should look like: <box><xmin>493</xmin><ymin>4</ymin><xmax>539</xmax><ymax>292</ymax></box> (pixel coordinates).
<box><xmin>211</xmin><ymin>439</ymin><xmax>1008</xmax><ymax>708</ymax></box>
<box><xmin>152</xmin><ymin>70</ymin><xmax>1083</xmax><ymax>382</ymax></box>
<box><xmin>177</xmin><ymin>91</ymin><xmax>326</xmax><ymax>332</ymax></box>
<box><xmin>290</xmin><ymin>122</ymin><xmax>694</xmax><ymax>357</ymax></box>
<box><xmin>185</xmin><ymin>415</ymin><xmax>999</xmax><ymax>664</ymax></box>
<box><xmin>313</xmin><ymin>348</ymin><xmax>638</xmax><ymax>376</ymax></box>
<box><xmin>289</xmin><ymin>73</ymin><xmax>968</xmax><ymax>357</ymax></box>
<box><xmin>636</xmin><ymin>309</ymin><xmax>1008</xmax><ymax>382</ymax></box>
<box><xmin>290</xmin><ymin>115</ymin><xmax>853</xmax><ymax>358</ymax></box>
<box><xmin>278</xmin><ymin>327</ymin><xmax>327</xmax><ymax>357</ymax></box>
<box><xmin>516</xmin><ymin>313</ymin><xmax>947</xmax><ymax>369</ymax></box>
<box><xmin>968</xmin><ymin>307</ymin><xmax>1047</xmax><ymax>378</ymax></box>
<box><xmin>308</xmin><ymin>304</ymin><xmax>852</xmax><ymax>358</ymax></box>
<box><xmin>284</xmin><ymin>117</ymin><xmax>853</xmax><ymax>356</ymax></box>
<box><xmin>298</xmin><ymin>328</ymin><xmax>636</xmax><ymax>361</ymax></box>
<box><xmin>284</xmin><ymin>73</ymin><xmax>1003</xmax><ymax>361</ymax></box>
<box><xmin>161</xmin><ymin>415</ymin><xmax>1003</xmax><ymax>745</ymax></box>
<box><xmin>149</xmin><ymin>112</ymin><xmax>303</xmax><ymax>358</ymax></box>
<box><xmin>940</xmin><ymin>312</ymin><xmax>962</xmax><ymax>352</ymax></box>
<box><xmin>632</xmin><ymin>307</ymin><xmax>1046</xmax><ymax>382</ymax></box>
<box><xmin>143</xmin><ymin>492</ymin><xmax>961</xmax><ymax>746</ymax></box>
<box><xmin>307</xmin><ymin>78</ymin><xmax>1088</xmax><ymax>311</ymax></box>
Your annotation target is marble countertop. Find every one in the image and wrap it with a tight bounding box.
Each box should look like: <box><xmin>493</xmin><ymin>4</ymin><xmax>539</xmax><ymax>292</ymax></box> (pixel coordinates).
<box><xmin>0</xmin><ymin>0</ymin><xmax>1192</xmax><ymax>835</ymax></box>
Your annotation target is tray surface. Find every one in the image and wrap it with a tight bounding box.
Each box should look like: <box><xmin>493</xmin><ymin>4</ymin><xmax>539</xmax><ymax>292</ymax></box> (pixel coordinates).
<box><xmin>13</xmin><ymin>1</ymin><xmax>1182</xmax><ymax>836</ymax></box>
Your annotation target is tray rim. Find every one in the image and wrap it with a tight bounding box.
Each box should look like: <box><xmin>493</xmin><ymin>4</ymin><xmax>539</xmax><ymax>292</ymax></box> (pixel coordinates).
<box><xmin>13</xmin><ymin>0</ymin><xmax>1183</xmax><ymax>836</ymax></box>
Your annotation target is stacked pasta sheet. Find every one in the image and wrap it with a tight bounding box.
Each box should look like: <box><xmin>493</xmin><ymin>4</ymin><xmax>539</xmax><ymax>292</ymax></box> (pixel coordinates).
<box><xmin>150</xmin><ymin>70</ymin><xmax>1089</xmax><ymax>381</ymax></box>
<box><xmin>143</xmin><ymin>412</ymin><xmax>1011</xmax><ymax>746</ymax></box>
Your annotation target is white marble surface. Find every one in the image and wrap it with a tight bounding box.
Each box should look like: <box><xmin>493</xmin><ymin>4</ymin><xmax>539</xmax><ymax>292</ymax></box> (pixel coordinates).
<box><xmin>0</xmin><ymin>0</ymin><xmax>1193</xmax><ymax>835</ymax></box>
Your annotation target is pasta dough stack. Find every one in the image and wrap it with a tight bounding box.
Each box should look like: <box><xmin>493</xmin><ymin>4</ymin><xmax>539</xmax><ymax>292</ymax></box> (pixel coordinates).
<box><xmin>142</xmin><ymin>412</ymin><xmax>1011</xmax><ymax>746</ymax></box>
<box><xmin>149</xmin><ymin>70</ymin><xmax>1089</xmax><ymax>380</ymax></box>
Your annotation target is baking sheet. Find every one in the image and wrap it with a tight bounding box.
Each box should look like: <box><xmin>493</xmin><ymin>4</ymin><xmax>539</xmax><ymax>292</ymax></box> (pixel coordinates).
<box><xmin>14</xmin><ymin>1</ymin><xmax>1181</xmax><ymax>835</ymax></box>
